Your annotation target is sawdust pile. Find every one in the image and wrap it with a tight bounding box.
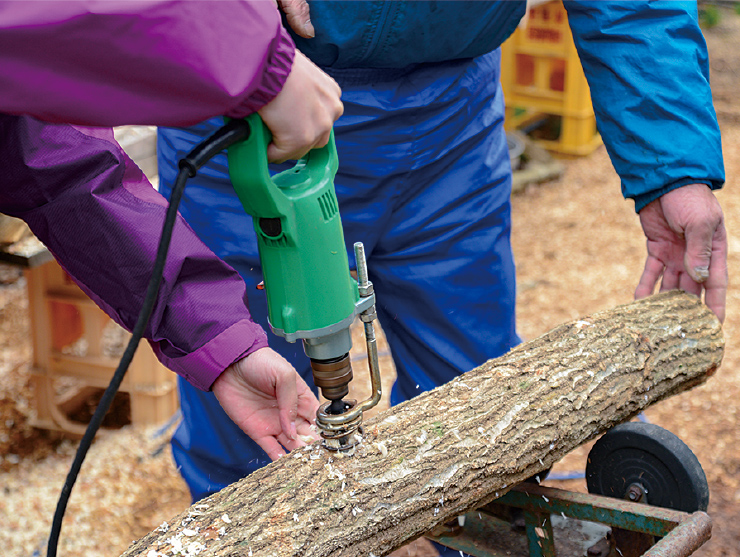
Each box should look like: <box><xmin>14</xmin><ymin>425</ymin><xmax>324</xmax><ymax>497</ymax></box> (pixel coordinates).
<box><xmin>2</xmin><ymin>417</ymin><xmax>189</xmax><ymax>556</ymax></box>
<box><xmin>0</xmin><ymin>268</ymin><xmax>190</xmax><ymax>556</ymax></box>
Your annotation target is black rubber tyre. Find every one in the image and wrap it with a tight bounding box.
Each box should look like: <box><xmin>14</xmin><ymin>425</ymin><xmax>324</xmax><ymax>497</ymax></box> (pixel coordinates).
<box><xmin>586</xmin><ymin>421</ymin><xmax>709</xmax><ymax>512</ymax></box>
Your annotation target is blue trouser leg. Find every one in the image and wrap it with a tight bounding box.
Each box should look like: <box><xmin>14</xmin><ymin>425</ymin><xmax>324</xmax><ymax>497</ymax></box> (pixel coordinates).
<box><xmin>159</xmin><ymin>53</ymin><xmax>517</xmax><ymax>556</ymax></box>
<box><xmin>373</xmin><ymin>147</ymin><xmax>518</xmax><ymax>408</ymax></box>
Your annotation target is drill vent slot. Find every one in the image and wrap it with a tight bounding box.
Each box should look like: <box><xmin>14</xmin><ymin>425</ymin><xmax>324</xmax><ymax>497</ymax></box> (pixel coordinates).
<box><xmin>318</xmin><ymin>191</ymin><xmax>338</xmax><ymax>221</ymax></box>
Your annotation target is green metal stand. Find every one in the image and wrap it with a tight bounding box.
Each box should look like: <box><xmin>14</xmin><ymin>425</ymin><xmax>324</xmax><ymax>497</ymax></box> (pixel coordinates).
<box><xmin>429</xmin><ymin>484</ymin><xmax>711</xmax><ymax>557</ymax></box>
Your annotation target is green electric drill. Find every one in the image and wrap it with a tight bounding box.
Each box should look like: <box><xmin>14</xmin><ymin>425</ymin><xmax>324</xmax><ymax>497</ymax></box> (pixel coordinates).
<box><xmin>227</xmin><ymin>114</ymin><xmax>382</xmax><ymax>451</ymax></box>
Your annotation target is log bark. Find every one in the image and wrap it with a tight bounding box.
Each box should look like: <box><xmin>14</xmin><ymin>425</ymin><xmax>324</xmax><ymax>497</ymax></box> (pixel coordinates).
<box><xmin>121</xmin><ymin>291</ymin><xmax>723</xmax><ymax>557</ymax></box>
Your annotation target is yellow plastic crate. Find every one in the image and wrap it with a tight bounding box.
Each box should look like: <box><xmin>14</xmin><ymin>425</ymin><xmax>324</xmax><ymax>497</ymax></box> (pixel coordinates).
<box><xmin>501</xmin><ymin>0</ymin><xmax>601</xmax><ymax>156</ymax></box>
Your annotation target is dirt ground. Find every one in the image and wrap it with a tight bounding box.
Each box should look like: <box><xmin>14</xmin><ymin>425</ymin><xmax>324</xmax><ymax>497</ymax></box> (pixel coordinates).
<box><xmin>1</xmin><ymin>8</ymin><xmax>739</xmax><ymax>557</ymax></box>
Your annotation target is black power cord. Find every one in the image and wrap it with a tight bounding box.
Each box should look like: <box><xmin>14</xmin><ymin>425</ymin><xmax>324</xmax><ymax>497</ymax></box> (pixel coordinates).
<box><xmin>47</xmin><ymin>118</ymin><xmax>251</xmax><ymax>557</ymax></box>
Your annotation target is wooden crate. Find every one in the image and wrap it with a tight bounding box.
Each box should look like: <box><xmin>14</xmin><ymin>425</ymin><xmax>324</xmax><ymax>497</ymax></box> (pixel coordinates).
<box><xmin>25</xmin><ymin>259</ymin><xmax>178</xmax><ymax>435</ymax></box>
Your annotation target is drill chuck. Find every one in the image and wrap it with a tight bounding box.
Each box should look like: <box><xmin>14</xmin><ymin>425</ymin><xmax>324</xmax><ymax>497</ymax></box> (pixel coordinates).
<box><xmin>310</xmin><ymin>354</ymin><xmax>353</xmax><ymax>405</ymax></box>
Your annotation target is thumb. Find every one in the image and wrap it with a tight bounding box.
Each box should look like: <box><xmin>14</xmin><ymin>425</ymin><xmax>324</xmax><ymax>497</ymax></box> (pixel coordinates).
<box><xmin>683</xmin><ymin>219</ymin><xmax>715</xmax><ymax>283</ymax></box>
<box><xmin>265</xmin><ymin>141</ymin><xmax>292</xmax><ymax>164</ymax></box>
<box><xmin>274</xmin><ymin>367</ymin><xmax>299</xmax><ymax>440</ymax></box>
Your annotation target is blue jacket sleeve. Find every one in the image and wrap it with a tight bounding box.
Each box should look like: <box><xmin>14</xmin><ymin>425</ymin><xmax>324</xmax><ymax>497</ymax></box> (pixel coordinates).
<box><xmin>564</xmin><ymin>1</ymin><xmax>724</xmax><ymax>212</ymax></box>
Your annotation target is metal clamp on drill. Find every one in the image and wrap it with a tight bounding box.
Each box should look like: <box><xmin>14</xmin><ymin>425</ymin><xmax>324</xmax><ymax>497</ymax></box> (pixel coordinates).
<box><xmin>227</xmin><ymin>114</ymin><xmax>382</xmax><ymax>451</ymax></box>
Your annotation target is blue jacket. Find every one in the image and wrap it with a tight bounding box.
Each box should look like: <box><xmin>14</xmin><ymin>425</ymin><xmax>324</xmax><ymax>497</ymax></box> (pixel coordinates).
<box><xmin>290</xmin><ymin>0</ymin><xmax>724</xmax><ymax>211</ymax></box>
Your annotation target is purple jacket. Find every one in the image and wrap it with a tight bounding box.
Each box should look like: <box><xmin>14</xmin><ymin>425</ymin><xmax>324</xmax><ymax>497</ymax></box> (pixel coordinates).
<box><xmin>0</xmin><ymin>1</ymin><xmax>296</xmax><ymax>390</ymax></box>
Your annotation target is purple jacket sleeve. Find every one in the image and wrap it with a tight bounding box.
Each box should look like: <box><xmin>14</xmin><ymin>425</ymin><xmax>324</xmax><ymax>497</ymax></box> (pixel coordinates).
<box><xmin>0</xmin><ymin>0</ymin><xmax>294</xmax><ymax>127</ymax></box>
<box><xmin>0</xmin><ymin>114</ymin><xmax>269</xmax><ymax>390</ymax></box>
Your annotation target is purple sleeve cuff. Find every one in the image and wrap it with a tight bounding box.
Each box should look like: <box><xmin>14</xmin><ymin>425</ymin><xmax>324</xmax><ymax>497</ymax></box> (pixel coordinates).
<box><xmin>155</xmin><ymin>319</ymin><xmax>269</xmax><ymax>391</ymax></box>
<box><xmin>226</xmin><ymin>25</ymin><xmax>296</xmax><ymax>117</ymax></box>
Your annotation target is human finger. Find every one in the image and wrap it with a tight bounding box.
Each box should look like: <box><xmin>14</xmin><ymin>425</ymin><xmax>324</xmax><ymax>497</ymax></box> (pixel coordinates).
<box><xmin>277</xmin><ymin>0</ymin><xmax>315</xmax><ymax>38</ymax></box>
<box><xmin>295</xmin><ymin>376</ymin><xmax>321</xmax><ymax>421</ymax></box>
<box><xmin>266</xmin><ymin>134</ymin><xmax>328</xmax><ymax>164</ymax></box>
<box><xmin>635</xmin><ymin>256</ymin><xmax>663</xmax><ymax>300</ymax></box>
<box><xmin>704</xmin><ymin>280</ymin><xmax>727</xmax><ymax>323</ymax></box>
<box><xmin>275</xmin><ymin>368</ymin><xmax>299</xmax><ymax>441</ymax></box>
<box><xmin>314</xmin><ymin>129</ymin><xmax>333</xmax><ymax>150</ymax></box>
<box><xmin>682</xmin><ymin>222</ymin><xmax>716</xmax><ymax>285</ymax></box>
<box><xmin>678</xmin><ymin>271</ymin><xmax>703</xmax><ymax>297</ymax></box>
<box><xmin>266</xmin><ymin>142</ymin><xmax>309</xmax><ymax>164</ymax></box>
<box><xmin>703</xmin><ymin>228</ymin><xmax>728</xmax><ymax>323</ymax></box>
<box><xmin>276</xmin><ymin>429</ymin><xmax>313</xmax><ymax>453</ymax></box>
<box><xmin>296</xmin><ymin>420</ymin><xmax>320</xmax><ymax>442</ymax></box>
<box><xmin>659</xmin><ymin>267</ymin><xmax>680</xmax><ymax>292</ymax></box>
<box><xmin>256</xmin><ymin>435</ymin><xmax>288</xmax><ymax>461</ymax></box>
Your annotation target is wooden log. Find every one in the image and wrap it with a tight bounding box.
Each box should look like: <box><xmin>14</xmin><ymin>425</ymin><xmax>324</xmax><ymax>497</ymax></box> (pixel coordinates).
<box><xmin>121</xmin><ymin>291</ymin><xmax>723</xmax><ymax>557</ymax></box>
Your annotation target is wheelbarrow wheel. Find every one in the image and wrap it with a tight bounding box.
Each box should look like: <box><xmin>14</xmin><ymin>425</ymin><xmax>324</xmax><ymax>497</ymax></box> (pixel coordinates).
<box><xmin>586</xmin><ymin>421</ymin><xmax>709</xmax><ymax>512</ymax></box>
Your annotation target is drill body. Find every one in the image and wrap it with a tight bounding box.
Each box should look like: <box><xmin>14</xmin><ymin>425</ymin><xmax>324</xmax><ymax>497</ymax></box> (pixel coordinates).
<box><xmin>227</xmin><ymin>115</ymin><xmax>380</xmax><ymax>449</ymax></box>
